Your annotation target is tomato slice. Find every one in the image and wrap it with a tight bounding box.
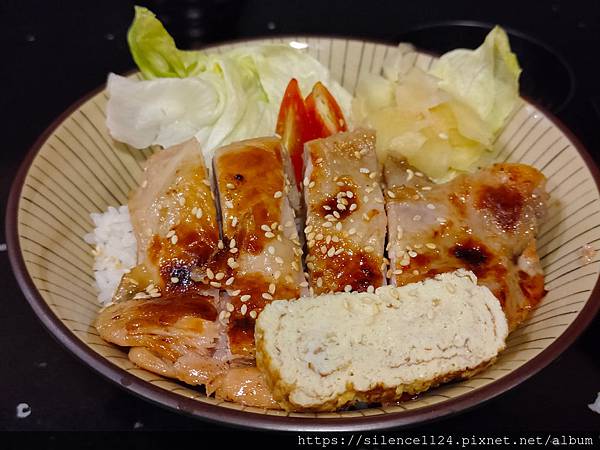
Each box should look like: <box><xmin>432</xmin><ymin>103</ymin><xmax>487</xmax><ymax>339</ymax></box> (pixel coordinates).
<box><xmin>304</xmin><ymin>81</ymin><xmax>348</xmax><ymax>137</ymax></box>
<box><xmin>276</xmin><ymin>79</ymin><xmax>310</xmax><ymax>188</ymax></box>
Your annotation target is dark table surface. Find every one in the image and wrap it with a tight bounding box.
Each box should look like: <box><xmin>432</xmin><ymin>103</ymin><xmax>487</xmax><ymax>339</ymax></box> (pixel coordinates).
<box><xmin>1</xmin><ymin>0</ymin><xmax>599</xmax><ymax>434</ymax></box>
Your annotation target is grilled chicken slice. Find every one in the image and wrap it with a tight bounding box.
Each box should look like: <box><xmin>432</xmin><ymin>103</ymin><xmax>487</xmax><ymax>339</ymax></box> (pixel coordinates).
<box><xmin>384</xmin><ymin>158</ymin><xmax>548</xmax><ymax>330</ymax></box>
<box><xmin>207</xmin><ymin>367</ymin><xmax>280</xmax><ymax>409</ymax></box>
<box><xmin>213</xmin><ymin>137</ymin><xmax>307</xmax><ymax>360</ymax></box>
<box><xmin>96</xmin><ymin>294</ymin><xmax>228</xmax><ymax>385</ymax></box>
<box><xmin>303</xmin><ymin>129</ymin><xmax>387</xmax><ymax>294</ymax></box>
<box><xmin>124</xmin><ymin>138</ymin><xmax>221</xmax><ymax>299</ymax></box>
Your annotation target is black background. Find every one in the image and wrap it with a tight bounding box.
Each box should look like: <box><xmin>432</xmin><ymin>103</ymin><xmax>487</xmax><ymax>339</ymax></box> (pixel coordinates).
<box><xmin>1</xmin><ymin>0</ymin><xmax>599</xmax><ymax>434</ymax></box>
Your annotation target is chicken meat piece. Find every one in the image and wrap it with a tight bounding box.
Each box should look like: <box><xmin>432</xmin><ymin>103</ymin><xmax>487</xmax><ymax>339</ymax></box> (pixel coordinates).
<box><xmin>125</xmin><ymin>138</ymin><xmax>221</xmax><ymax>299</ymax></box>
<box><xmin>212</xmin><ymin>137</ymin><xmax>308</xmax><ymax>361</ymax></box>
<box><xmin>303</xmin><ymin>129</ymin><xmax>387</xmax><ymax>294</ymax></box>
<box><xmin>384</xmin><ymin>158</ymin><xmax>548</xmax><ymax>329</ymax></box>
<box><xmin>96</xmin><ymin>294</ymin><xmax>228</xmax><ymax>385</ymax></box>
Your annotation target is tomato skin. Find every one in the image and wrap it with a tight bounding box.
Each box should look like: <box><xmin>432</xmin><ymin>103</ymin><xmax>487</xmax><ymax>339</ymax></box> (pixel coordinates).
<box><xmin>304</xmin><ymin>81</ymin><xmax>348</xmax><ymax>137</ymax></box>
<box><xmin>276</xmin><ymin>80</ymin><xmax>347</xmax><ymax>188</ymax></box>
<box><xmin>276</xmin><ymin>79</ymin><xmax>309</xmax><ymax>187</ymax></box>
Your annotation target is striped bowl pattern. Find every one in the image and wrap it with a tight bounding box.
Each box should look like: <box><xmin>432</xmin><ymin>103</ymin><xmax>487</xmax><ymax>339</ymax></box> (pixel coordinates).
<box><xmin>7</xmin><ymin>37</ymin><xmax>600</xmax><ymax>431</ymax></box>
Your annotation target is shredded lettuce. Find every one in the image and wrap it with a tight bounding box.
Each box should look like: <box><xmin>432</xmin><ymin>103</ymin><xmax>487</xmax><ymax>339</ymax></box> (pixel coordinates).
<box><xmin>108</xmin><ymin>7</ymin><xmax>351</xmax><ymax>157</ymax></box>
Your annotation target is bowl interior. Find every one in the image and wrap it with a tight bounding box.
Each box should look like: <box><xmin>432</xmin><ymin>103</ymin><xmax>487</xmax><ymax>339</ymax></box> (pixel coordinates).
<box><xmin>10</xmin><ymin>37</ymin><xmax>600</xmax><ymax>430</ymax></box>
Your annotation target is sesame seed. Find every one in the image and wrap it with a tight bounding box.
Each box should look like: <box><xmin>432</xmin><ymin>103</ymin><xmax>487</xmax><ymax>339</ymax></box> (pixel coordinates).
<box><xmin>275</xmin><ymin>256</ymin><xmax>284</xmax><ymax>264</ymax></box>
<box><xmin>426</xmin><ymin>243</ymin><xmax>436</xmax><ymax>249</ymax></box>
<box><xmin>335</xmin><ymin>222</ymin><xmax>342</xmax><ymax>231</ymax></box>
<box><xmin>207</xmin><ymin>268</ymin><xmax>215</xmax><ymax>279</ymax></box>
<box><xmin>349</xmin><ymin>203</ymin><xmax>357</xmax><ymax>211</ymax></box>
<box><xmin>227</xmin><ymin>258</ymin><xmax>238</xmax><ymax>269</ymax></box>
<box><xmin>225</xmin><ymin>200</ymin><xmax>234</xmax><ymax>209</ymax></box>
<box><xmin>269</xmin><ymin>283</ymin><xmax>276</xmax><ymax>294</ymax></box>
<box><xmin>427</xmin><ymin>203</ymin><xmax>436</xmax><ymax>210</ymax></box>
<box><xmin>413</xmin><ymin>215</ymin><xmax>422</xmax><ymax>221</ymax></box>
<box><xmin>303</xmin><ymin>177</ymin><xmax>310</xmax><ymax>187</ymax></box>
<box><xmin>322</xmin><ymin>222</ymin><xmax>333</xmax><ymax>228</ymax></box>
<box><xmin>265</xmin><ymin>231</ymin><xmax>275</xmax><ymax>239</ymax></box>
<box><xmin>229</xmin><ymin>247</ymin><xmax>238</xmax><ymax>254</ymax></box>
<box><xmin>179</xmin><ymin>197</ymin><xmax>185</xmax><ymax>206</ymax></box>
<box><xmin>240</xmin><ymin>304</ymin><xmax>248</xmax><ymax>315</ymax></box>
<box><xmin>346</xmin><ymin>191</ymin><xmax>354</xmax><ymax>198</ymax></box>
<box><xmin>267</xmin><ymin>246</ymin><xmax>275</xmax><ymax>255</ymax></box>
<box><xmin>421</xmin><ymin>186</ymin><xmax>432</xmax><ymax>191</ymax></box>
<box><xmin>393</xmin><ymin>269</ymin><xmax>403</xmax><ymax>275</ymax></box>
<box><xmin>300</xmin><ymin>281</ymin><xmax>309</xmax><ymax>287</ymax></box>
<box><xmin>170</xmin><ymin>277</ymin><xmax>179</xmax><ymax>283</ymax></box>
<box><xmin>215</xmin><ymin>272</ymin><xmax>225</xmax><ymax>281</ymax></box>
<box><xmin>166</xmin><ymin>230</ymin><xmax>175</xmax><ymax>238</ymax></box>
<box><xmin>408</xmin><ymin>250</ymin><xmax>417</xmax><ymax>258</ymax></box>
<box><xmin>226</xmin><ymin>303</ymin><xmax>234</xmax><ymax>312</ymax></box>
<box><xmin>337</xmin><ymin>203</ymin><xmax>346</xmax><ymax>211</ymax></box>
<box><xmin>323</xmin><ymin>205</ymin><xmax>332</xmax><ymax>211</ymax></box>
<box><xmin>304</xmin><ymin>225</ymin><xmax>313</xmax><ymax>234</ymax></box>
<box><xmin>309</xmin><ymin>181</ymin><xmax>315</xmax><ymax>188</ymax></box>
<box><xmin>307</xmin><ymin>262</ymin><xmax>315</xmax><ymax>270</ymax></box>
<box><xmin>231</xmin><ymin>216</ymin><xmax>238</xmax><ymax>227</ymax></box>
<box><xmin>387</xmin><ymin>190</ymin><xmax>396</xmax><ymax>199</ymax></box>
<box><xmin>262</xmin><ymin>292</ymin><xmax>273</xmax><ymax>300</ymax></box>
<box><xmin>360</xmin><ymin>167</ymin><xmax>370</xmax><ymax>174</ymax></box>
<box><xmin>415</xmin><ymin>171</ymin><xmax>423</xmax><ymax>177</ymax></box>
<box><xmin>336</xmin><ymin>181</ymin><xmax>345</xmax><ymax>187</ymax></box>
<box><xmin>400</xmin><ymin>258</ymin><xmax>410</xmax><ymax>266</ymax></box>
<box><xmin>210</xmin><ymin>281</ymin><xmax>221</xmax><ymax>288</ymax></box>
<box><xmin>240</xmin><ymin>294</ymin><xmax>251</xmax><ymax>302</ymax></box>
<box><xmin>348</xmin><ymin>228</ymin><xmax>356</xmax><ymax>235</ymax></box>
<box><xmin>271</xmin><ymin>222</ymin><xmax>278</xmax><ymax>230</ymax></box>
<box><xmin>332</xmin><ymin>235</ymin><xmax>340</xmax><ymax>242</ymax></box>
<box><xmin>317</xmin><ymin>277</ymin><xmax>323</xmax><ymax>287</ymax></box>
<box><xmin>369</xmin><ymin>172</ymin><xmax>377</xmax><ymax>179</ymax></box>
<box><xmin>218</xmin><ymin>240</ymin><xmax>224</xmax><ymax>249</ymax></box>
<box><xmin>327</xmin><ymin>247</ymin><xmax>336</xmax><ymax>257</ymax></box>
<box><xmin>406</xmin><ymin>169</ymin><xmax>414</xmax><ymax>181</ymax></box>
<box><xmin>344</xmin><ymin>285</ymin><xmax>352</xmax><ymax>292</ymax></box>
<box><xmin>273</xmin><ymin>191</ymin><xmax>283</xmax><ymax>198</ymax></box>
<box><xmin>261</xmin><ymin>224</ymin><xmax>271</xmax><ymax>232</ymax></box>
<box><xmin>315</xmin><ymin>157</ymin><xmax>323</xmax><ymax>163</ymax></box>
<box><xmin>226</xmin><ymin>183</ymin><xmax>235</xmax><ymax>189</ymax></box>
<box><xmin>231</xmin><ymin>289</ymin><xmax>241</xmax><ymax>296</ymax></box>
<box><xmin>367</xmin><ymin>285</ymin><xmax>375</xmax><ymax>293</ymax></box>
<box><xmin>229</xmin><ymin>239</ymin><xmax>236</xmax><ymax>249</ymax></box>
<box><xmin>333</xmin><ymin>211</ymin><xmax>341</xmax><ymax>219</ymax></box>
<box><xmin>196</xmin><ymin>209</ymin><xmax>203</xmax><ymax>219</ymax></box>
<box><xmin>292</xmin><ymin>261</ymin><xmax>300</xmax><ymax>271</ymax></box>
<box><xmin>250</xmin><ymin>310</ymin><xmax>257</xmax><ymax>319</ymax></box>
<box><xmin>171</xmin><ymin>235</ymin><xmax>178</xmax><ymax>245</ymax></box>
<box><xmin>335</xmin><ymin>248</ymin><xmax>343</xmax><ymax>255</ymax></box>
<box><xmin>436</xmin><ymin>217</ymin><xmax>447</xmax><ymax>223</ymax></box>
<box><xmin>413</xmin><ymin>269</ymin><xmax>420</xmax><ymax>275</ymax></box>
<box><xmin>320</xmin><ymin>245</ymin><xmax>327</xmax><ymax>254</ymax></box>
<box><xmin>326</xmin><ymin>235</ymin><xmax>332</xmax><ymax>244</ymax></box>
<box><xmin>273</xmin><ymin>270</ymin><xmax>281</xmax><ymax>280</ymax></box>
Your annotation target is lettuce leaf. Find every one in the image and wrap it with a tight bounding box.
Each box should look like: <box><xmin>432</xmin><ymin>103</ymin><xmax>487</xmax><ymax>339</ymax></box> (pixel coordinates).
<box><xmin>429</xmin><ymin>25</ymin><xmax>522</xmax><ymax>134</ymax></box>
<box><xmin>127</xmin><ymin>6</ymin><xmax>207</xmax><ymax>79</ymax></box>
<box><xmin>109</xmin><ymin>7</ymin><xmax>351</xmax><ymax>157</ymax></box>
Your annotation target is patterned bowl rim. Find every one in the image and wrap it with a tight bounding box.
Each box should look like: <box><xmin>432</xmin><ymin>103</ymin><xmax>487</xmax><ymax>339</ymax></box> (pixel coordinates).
<box><xmin>6</xmin><ymin>36</ymin><xmax>600</xmax><ymax>432</ymax></box>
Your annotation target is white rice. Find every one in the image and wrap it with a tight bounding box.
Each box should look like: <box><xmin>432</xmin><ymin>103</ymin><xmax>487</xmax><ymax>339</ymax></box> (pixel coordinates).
<box><xmin>84</xmin><ymin>205</ymin><xmax>137</xmax><ymax>304</ymax></box>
